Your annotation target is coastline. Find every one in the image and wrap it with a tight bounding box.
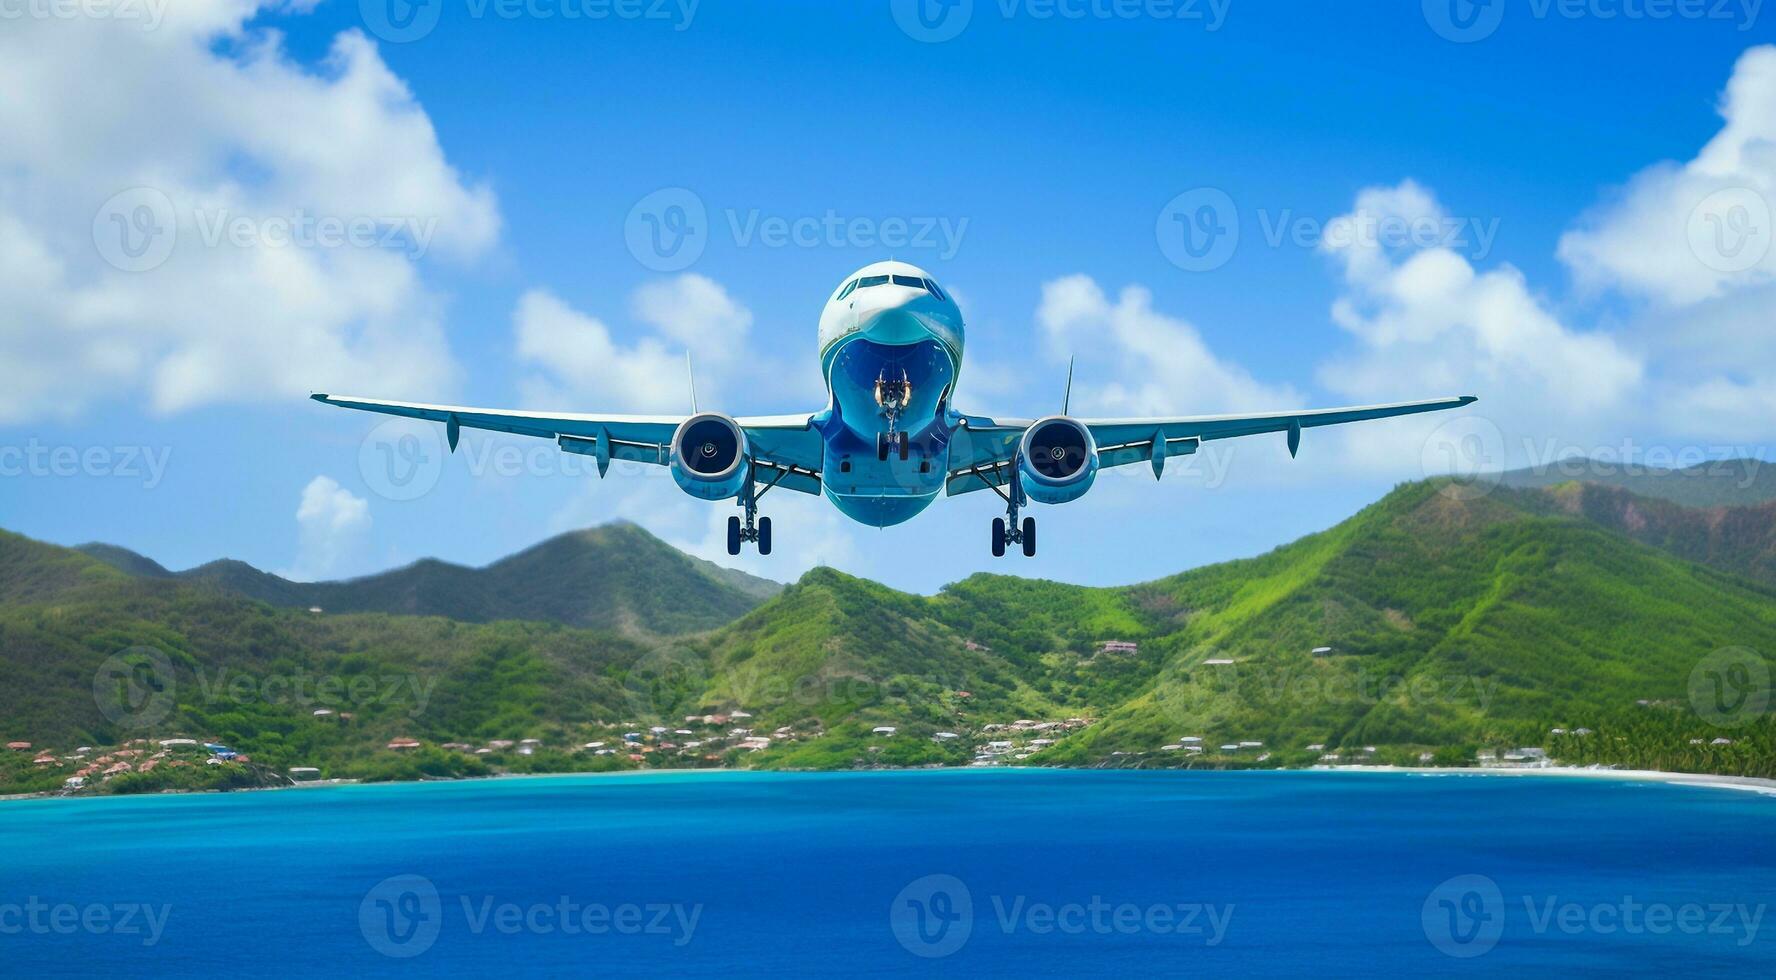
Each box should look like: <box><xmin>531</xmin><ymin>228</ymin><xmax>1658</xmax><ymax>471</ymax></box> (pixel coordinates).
<box><xmin>6</xmin><ymin>762</ymin><xmax>1776</xmax><ymax>806</ymax></box>
<box><xmin>1312</xmin><ymin>764</ymin><xmax>1776</xmax><ymax>797</ymax></box>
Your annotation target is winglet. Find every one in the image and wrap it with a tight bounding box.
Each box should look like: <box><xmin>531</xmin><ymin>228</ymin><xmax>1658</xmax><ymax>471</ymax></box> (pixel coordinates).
<box><xmin>1062</xmin><ymin>357</ymin><xmax>1074</xmax><ymax>416</ymax></box>
<box><xmin>310</xmin><ymin>392</ymin><xmax>330</xmax><ymax>403</ymax></box>
<box><xmin>685</xmin><ymin>351</ymin><xmax>699</xmax><ymax>414</ymax></box>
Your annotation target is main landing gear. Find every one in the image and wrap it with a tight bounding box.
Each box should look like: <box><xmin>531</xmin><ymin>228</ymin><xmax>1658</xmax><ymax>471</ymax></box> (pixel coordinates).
<box><xmin>986</xmin><ymin>459</ymin><xmax>1036</xmax><ymax>558</ymax></box>
<box><xmin>991</xmin><ymin>515</ymin><xmax>1036</xmax><ymax>558</ymax></box>
<box><xmin>726</xmin><ymin>469</ymin><xmax>774</xmax><ymax>556</ymax></box>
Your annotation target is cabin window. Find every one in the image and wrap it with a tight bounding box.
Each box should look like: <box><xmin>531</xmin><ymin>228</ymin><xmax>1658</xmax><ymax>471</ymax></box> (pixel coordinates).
<box><xmin>891</xmin><ymin>274</ymin><xmax>925</xmax><ymax>289</ymax></box>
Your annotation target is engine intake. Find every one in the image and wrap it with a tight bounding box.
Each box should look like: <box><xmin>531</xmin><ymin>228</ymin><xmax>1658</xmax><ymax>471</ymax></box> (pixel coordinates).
<box><xmin>670</xmin><ymin>413</ymin><xmax>750</xmax><ymax>500</ymax></box>
<box><xmin>1018</xmin><ymin>416</ymin><xmax>1098</xmax><ymax>505</ymax></box>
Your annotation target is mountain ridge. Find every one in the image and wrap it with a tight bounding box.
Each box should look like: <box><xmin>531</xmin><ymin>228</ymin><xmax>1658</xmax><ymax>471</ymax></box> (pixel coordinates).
<box><xmin>75</xmin><ymin>521</ymin><xmax>782</xmax><ymax>638</ymax></box>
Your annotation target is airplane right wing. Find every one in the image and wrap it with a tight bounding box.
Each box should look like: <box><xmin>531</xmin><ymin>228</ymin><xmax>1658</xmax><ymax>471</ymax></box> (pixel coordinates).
<box><xmin>946</xmin><ymin>396</ymin><xmax>1477</xmax><ymax>495</ymax></box>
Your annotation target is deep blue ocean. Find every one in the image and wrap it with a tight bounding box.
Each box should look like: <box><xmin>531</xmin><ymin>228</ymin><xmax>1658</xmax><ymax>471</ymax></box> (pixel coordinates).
<box><xmin>2</xmin><ymin>769</ymin><xmax>1773</xmax><ymax>976</ymax></box>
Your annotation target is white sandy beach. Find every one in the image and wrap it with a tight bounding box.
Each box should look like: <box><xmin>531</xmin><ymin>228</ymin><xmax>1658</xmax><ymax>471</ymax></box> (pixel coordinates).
<box><xmin>1313</xmin><ymin>764</ymin><xmax>1776</xmax><ymax>797</ymax></box>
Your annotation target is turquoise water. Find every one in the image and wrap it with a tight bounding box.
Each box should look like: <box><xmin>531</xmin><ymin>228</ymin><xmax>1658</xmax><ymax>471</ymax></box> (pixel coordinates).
<box><xmin>2</xmin><ymin>769</ymin><xmax>1772</xmax><ymax>976</ymax></box>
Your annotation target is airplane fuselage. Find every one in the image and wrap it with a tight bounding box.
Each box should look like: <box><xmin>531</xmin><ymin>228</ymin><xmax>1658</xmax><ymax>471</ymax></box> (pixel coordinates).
<box><xmin>814</xmin><ymin>261</ymin><xmax>965</xmax><ymax>526</ymax></box>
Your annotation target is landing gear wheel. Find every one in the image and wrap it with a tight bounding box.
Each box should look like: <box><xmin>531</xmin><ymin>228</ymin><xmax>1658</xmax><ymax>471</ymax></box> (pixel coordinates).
<box><xmin>991</xmin><ymin>517</ymin><xmax>1006</xmax><ymax>558</ymax></box>
<box><xmin>757</xmin><ymin>516</ymin><xmax>772</xmax><ymax>556</ymax></box>
<box><xmin>897</xmin><ymin>431</ymin><xmax>910</xmax><ymax>461</ymax></box>
<box><xmin>1021</xmin><ymin>516</ymin><xmax>1036</xmax><ymax>557</ymax></box>
<box><xmin>877</xmin><ymin>433</ymin><xmax>890</xmax><ymax>462</ymax></box>
<box><xmin>726</xmin><ymin>515</ymin><xmax>742</xmax><ymax>556</ymax></box>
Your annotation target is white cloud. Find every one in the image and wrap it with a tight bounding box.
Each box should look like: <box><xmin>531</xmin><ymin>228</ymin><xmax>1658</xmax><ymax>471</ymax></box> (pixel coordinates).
<box><xmin>1559</xmin><ymin>45</ymin><xmax>1776</xmax><ymax>307</ymax></box>
<box><xmin>515</xmin><ymin>273</ymin><xmax>822</xmax><ymax>415</ymax></box>
<box><xmin>1036</xmin><ymin>274</ymin><xmax>1301</xmax><ymax>417</ymax></box>
<box><xmin>632</xmin><ymin>274</ymin><xmax>753</xmax><ymax>356</ymax></box>
<box><xmin>283</xmin><ymin>475</ymin><xmax>370</xmax><ymax>581</ymax></box>
<box><xmin>515</xmin><ymin>288</ymin><xmax>692</xmax><ymax>414</ymax></box>
<box><xmin>1554</xmin><ymin>46</ymin><xmax>1776</xmax><ymax>441</ymax></box>
<box><xmin>0</xmin><ymin>3</ymin><xmax>496</xmax><ymax>422</ymax></box>
<box><xmin>1314</xmin><ymin>180</ymin><xmax>1645</xmax><ymax>470</ymax></box>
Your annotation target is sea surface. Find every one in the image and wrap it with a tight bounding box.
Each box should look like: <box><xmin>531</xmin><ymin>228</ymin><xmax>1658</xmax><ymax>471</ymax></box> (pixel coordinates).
<box><xmin>2</xmin><ymin>769</ymin><xmax>1773</xmax><ymax>976</ymax></box>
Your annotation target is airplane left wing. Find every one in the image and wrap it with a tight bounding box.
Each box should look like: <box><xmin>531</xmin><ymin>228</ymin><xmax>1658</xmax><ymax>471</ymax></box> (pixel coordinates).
<box><xmin>311</xmin><ymin>393</ymin><xmax>826</xmax><ymax>493</ymax></box>
<box><xmin>946</xmin><ymin>395</ymin><xmax>1476</xmax><ymax>495</ymax></box>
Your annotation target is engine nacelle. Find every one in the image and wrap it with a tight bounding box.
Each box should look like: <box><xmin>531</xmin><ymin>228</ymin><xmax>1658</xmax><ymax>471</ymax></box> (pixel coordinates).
<box><xmin>1018</xmin><ymin>416</ymin><xmax>1098</xmax><ymax>505</ymax></box>
<box><xmin>670</xmin><ymin>413</ymin><xmax>750</xmax><ymax>500</ymax></box>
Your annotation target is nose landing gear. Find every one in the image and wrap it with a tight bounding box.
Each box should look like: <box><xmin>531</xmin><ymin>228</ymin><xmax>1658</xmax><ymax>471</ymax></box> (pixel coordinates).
<box><xmin>874</xmin><ymin>369</ymin><xmax>913</xmax><ymax>462</ymax></box>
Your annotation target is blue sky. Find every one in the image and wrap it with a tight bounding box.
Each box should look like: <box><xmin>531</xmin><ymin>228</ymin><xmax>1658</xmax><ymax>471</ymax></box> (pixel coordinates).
<box><xmin>2</xmin><ymin>0</ymin><xmax>1774</xmax><ymax>592</ymax></box>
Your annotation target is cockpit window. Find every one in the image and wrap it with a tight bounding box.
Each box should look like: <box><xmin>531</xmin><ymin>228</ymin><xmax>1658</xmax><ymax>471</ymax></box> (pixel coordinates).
<box><xmin>856</xmin><ymin>275</ymin><xmax>890</xmax><ymax>288</ymax></box>
<box><xmin>923</xmin><ymin>278</ymin><xmax>947</xmax><ymax>301</ymax></box>
<box><xmin>891</xmin><ymin>274</ymin><xmax>925</xmax><ymax>289</ymax></box>
<box><xmin>835</xmin><ymin>279</ymin><xmax>858</xmax><ymax>301</ymax></box>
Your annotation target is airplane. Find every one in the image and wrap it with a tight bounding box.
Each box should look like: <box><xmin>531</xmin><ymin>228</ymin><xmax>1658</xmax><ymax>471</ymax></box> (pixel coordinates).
<box><xmin>313</xmin><ymin>259</ymin><xmax>1476</xmax><ymax>558</ymax></box>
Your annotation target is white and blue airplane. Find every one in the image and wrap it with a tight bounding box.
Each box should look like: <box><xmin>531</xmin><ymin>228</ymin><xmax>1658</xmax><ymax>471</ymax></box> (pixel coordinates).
<box><xmin>314</xmin><ymin>260</ymin><xmax>1475</xmax><ymax>557</ymax></box>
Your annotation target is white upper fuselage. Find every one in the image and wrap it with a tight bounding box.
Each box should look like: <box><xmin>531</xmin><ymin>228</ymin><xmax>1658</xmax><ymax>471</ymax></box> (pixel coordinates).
<box><xmin>817</xmin><ymin>260</ymin><xmax>965</xmax><ymax>385</ymax></box>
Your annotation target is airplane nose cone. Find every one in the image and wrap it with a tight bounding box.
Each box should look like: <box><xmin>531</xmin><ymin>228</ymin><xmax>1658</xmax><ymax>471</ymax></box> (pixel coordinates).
<box><xmin>855</xmin><ymin>290</ymin><xmax>930</xmax><ymax>345</ymax></box>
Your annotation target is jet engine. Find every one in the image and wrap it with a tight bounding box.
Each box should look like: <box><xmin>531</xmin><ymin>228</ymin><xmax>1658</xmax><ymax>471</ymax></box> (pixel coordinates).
<box><xmin>670</xmin><ymin>413</ymin><xmax>750</xmax><ymax>500</ymax></box>
<box><xmin>1018</xmin><ymin>416</ymin><xmax>1098</xmax><ymax>505</ymax></box>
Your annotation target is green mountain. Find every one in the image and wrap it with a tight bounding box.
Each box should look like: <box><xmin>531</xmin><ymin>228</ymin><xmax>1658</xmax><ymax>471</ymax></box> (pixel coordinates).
<box><xmin>5</xmin><ymin>477</ymin><xmax>1774</xmax><ymax>796</ymax></box>
<box><xmin>1497</xmin><ymin>456</ymin><xmax>1776</xmax><ymax>508</ymax></box>
<box><xmin>1521</xmin><ymin>481</ymin><xmax>1776</xmax><ymax>586</ymax></box>
<box><xmin>76</xmin><ymin>522</ymin><xmax>780</xmax><ymax>637</ymax></box>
